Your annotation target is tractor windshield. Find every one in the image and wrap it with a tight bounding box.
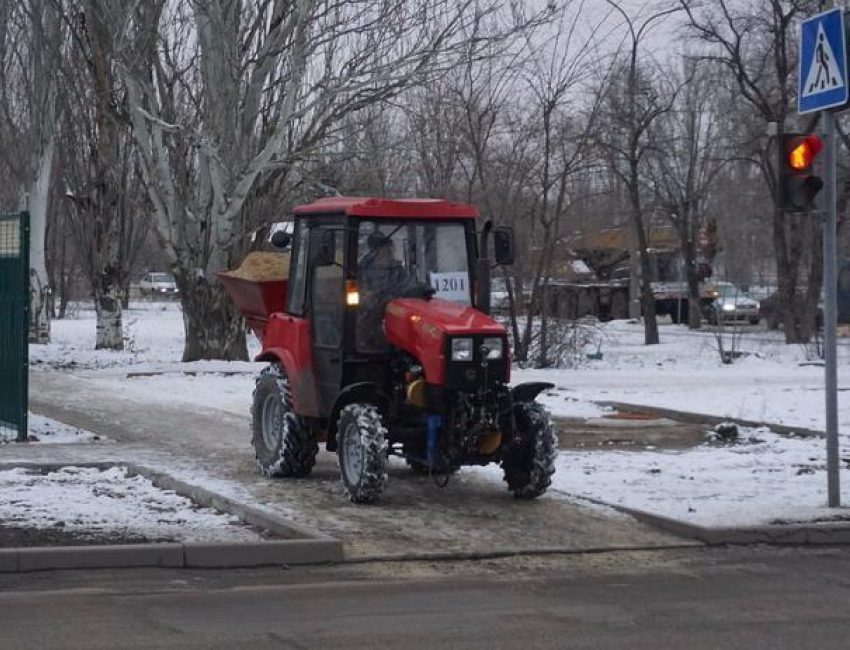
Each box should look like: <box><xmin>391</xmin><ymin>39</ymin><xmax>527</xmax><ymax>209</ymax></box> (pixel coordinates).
<box><xmin>357</xmin><ymin>220</ymin><xmax>471</xmax><ymax>302</ymax></box>
<box><xmin>356</xmin><ymin>220</ymin><xmax>471</xmax><ymax>352</ymax></box>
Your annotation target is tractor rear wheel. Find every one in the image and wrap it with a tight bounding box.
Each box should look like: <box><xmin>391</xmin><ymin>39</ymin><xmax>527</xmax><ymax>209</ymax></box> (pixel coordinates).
<box><xmin>337</xmin><ymin>403</ymin><xmax>388</xmax><ymax>504</ymax></box>
<box><xmin>502</xmin><ymin>402</ymin><xmax>558</xmax><ymax>499</ymax></box>
<box><xmin>251</xmin><ymin>364</ymin><xmax>318</xmax><ymax>477</ymax></box>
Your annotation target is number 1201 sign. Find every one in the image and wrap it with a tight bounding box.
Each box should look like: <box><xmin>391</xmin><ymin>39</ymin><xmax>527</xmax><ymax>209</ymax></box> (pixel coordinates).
<box><xmin>429</xmin><ymin>272</ymin><xmax>469</xmax><ymax>302</ymax></box>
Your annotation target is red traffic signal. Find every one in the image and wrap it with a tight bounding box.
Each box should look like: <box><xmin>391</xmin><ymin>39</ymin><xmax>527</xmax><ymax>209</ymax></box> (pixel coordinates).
<box><xmin>787</xmin><ymin>135</ymin><xmax>823</xmax><ymax>170</ymax></box>
<box><xmin>781</xmin><ymin>133</ymin><xmax>824</xmax><ymax>213</ymax></box>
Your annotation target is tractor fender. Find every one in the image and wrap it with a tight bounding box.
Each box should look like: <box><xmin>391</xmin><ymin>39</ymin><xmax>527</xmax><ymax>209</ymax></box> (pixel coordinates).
<box><xmin>255</xmin><ymin>348</ymin><xmax>320</xmax><ymax>417</ymax></box>
<box><xmin>511</xmin><ymin>382</ymin><xmax>554</xmax><ymax>404</ymax></box>
<box><xmin>326</xmin><ymin>383</ymin><xmax>391</xmax><ymax>452</ymax></box>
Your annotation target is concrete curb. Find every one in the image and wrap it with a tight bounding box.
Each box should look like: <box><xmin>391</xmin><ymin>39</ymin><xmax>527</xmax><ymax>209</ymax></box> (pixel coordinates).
<box><xmin>568</xmin><ymin>494</ymin><xmax>850</xmax><ymax>547</ymax></box>
<box><xmin>618</xmin><ymin>504</ymin><xmax>850</xmax><ymax>546</ymax></box>
<box><xmin>0</xmin><ymin>462</ymin><xmax>343</xmax><ymax>572</ymax></box>
<box><xmin>596</xmin><ymin>401</ymin><xmax>825</xmax><ymax>438</ymax></box>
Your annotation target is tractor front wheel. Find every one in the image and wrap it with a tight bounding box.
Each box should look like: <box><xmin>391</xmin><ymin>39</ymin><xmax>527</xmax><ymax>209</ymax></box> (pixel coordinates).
<box><xmin>251</xmin><ymin>364</ymin><xmax>318</xmax><ymax>477</ymax></box>
<box><xmin>337</xmin><ymin>403</ymin><xmax>388</xmax><ymax>504</ymax></box>
<box><xmin>502</xmin><ymin>402</ymin><xmax>558</xmax><ymax>499</ymax></box>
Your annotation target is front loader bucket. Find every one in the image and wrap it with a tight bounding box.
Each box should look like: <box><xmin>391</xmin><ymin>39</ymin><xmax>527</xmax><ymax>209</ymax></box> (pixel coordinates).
<box><xmin>217</xmin><ymin>252</ymin><xmax>289</xmax><ymax>342</ymax></box>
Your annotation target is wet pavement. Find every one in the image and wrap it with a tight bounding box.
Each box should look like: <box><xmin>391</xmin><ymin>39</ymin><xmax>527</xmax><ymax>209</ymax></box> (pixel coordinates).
<box><xmin>13</xmin><ymin>370</ymin><xmax>705</xmax><ymax>559</ymax></box>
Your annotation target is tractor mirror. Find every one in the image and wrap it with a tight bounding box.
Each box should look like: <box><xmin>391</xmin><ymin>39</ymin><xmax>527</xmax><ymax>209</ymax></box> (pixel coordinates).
<box><xmin>270</xmin><ymin>230</ymin><xmax>292</xmax><ymax>250</ymax></box>
<box><xmin>493</xmin><ymin>227</ymin><xmax>515</xmax><ymax>266</ymax></box>
<box><xmin>317</xmin><ymin>229</ymin><xmax>337</xmax><ymax>266</ymax></box>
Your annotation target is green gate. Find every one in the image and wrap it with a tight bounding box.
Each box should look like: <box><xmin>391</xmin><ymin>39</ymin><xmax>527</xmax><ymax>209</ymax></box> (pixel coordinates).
<box><xmin>0</xmin><ymin>212</ymin><xmax>29</xmax><ymax>443</ymax></box>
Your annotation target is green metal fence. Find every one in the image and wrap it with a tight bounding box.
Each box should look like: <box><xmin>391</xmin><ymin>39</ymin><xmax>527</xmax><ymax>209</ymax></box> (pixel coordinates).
<box><xmin>0</xmin><ymin>212</ymin><xmax>29</xmax><ymax>443</ymax></box>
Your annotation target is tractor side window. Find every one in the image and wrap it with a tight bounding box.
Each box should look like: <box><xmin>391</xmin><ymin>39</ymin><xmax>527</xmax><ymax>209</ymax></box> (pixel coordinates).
<box><xmin>287</xmin><ymin>220</ymin><xmax>309</xmax><ymax>315</ymax></box>
<box><xmin>356</xmin><ymin>222</ymin><xmax>411</xmax><ymax>353</ymax></box>
<box><xmin>311</xmin><ymin>226</ymin><xmax>344</xmax><ymax>348</ymax></box>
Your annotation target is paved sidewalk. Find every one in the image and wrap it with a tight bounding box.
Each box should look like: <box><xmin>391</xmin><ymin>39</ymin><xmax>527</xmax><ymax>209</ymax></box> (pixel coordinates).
<box><xmin>15</xmin><ymin>370</ymin><xmax>694</xmax><ymax>560</ymax></box>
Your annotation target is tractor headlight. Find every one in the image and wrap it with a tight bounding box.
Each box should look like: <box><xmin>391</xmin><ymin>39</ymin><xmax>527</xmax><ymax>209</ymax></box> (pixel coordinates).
<box><xmin>481</xmin><ymin>337</ymin><xmax>504</xmax><ymax>359</ymax></box>
<box><xmin>451</xmin><ymin>338</ymin><xmax>474</xmax><ymax>361</ymax></box>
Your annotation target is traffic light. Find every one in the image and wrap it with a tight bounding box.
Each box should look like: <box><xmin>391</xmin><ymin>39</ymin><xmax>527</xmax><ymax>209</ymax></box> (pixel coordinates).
<box><xmin>781</xmin><ymin>133</ymin><xmax>824</xmax><ymax>213</ymax></box>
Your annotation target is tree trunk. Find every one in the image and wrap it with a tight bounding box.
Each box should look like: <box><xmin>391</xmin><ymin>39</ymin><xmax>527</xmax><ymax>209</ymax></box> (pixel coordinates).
<box><xmin>683</xmin><ymin>229</ymin><xmax>702</xmax><ymax>329</ymax></box>
<box><xmin>25</xmin><ymin>18</ymin><xmax>58</xmax><ymax>344</ymax></box>
<box><xmin>520</xmin><ymin>224</ymin><xmax>552</xmax><ymax>364</ymax></box>
<box><xmin>806</xmin><ymin>219</ymin><xmax>825</xmax><ymax>338</ymax></box>
<box><xmin>638</xmin><ymin>251</ymin><xmax>660</xmax><ymax>344</ymax></box>
<box><xmin>29</xmin><ymin>267</ymin><xmax>51</xmax><ymax>343</ymax></box>
<box><xmin>94</xmin><ymin>290</ymin><xmax>123</xmax><ymax>350</ymax></box>
<box><xmin>505</xmin><ymin>273</ymin><xmax>524</xmax><ymax>362</ymax></box>
<box><xmin>27</xmin><ymin>142</ymin><xmax>54</xmax><ymax>342</ymax></box>
<box><xmin>536</xmin><ymin>233</ymin><xmax>557</xmax><ymax>368</ymax></box>
<box><xmin>175</xmin><ymin>269</ymin><xmax>247</xmax><ymax>362</ymax></box>
<box><xmin>629</xmin><ymin>174</ymin><xmax>659</xmax><ymax>345</ymax></box>
<box><xmin>686</xmin><ymin>275</ymin><xmax>702</xmax><ymax>330</ymax></box>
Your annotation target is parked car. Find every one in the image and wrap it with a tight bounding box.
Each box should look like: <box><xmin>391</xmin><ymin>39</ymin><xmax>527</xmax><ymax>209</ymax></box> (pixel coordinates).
<box><xmin>759</xmin><ymin>292</ymin><xmax>823</xmax><ymax>330</ymax></box>
<box><xmin>706</xmin><ymin>282</ymin><xmax>761</xmax><ymax>325</ymax></box>
<box><xmin>139</xmin><ymin>272</ymin><xmax>178</xmax><ymax>297</ymax></box>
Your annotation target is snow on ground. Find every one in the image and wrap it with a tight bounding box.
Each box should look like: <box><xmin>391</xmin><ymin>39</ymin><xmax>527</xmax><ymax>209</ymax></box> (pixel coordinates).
<box><xmin>100</xmin><ymin>369</ymin><xmax>258</xmax><ymax>417</ymax></box>
<box><xmin>26</xmin><ymin>304</ymin><xmax>850</xmax><ymax>528</ymax></box>
<box><xmin>29</xmin><ymin>302</ymin><xmax>185</xmax><ymax>370</ymax></box>
<box><xmin>516</xmin><ymin>320</ymin><xmax>850</xmax><ymax>434</ymax></box>
<box><xmin>473</xmin><ymin>426</ymin><xmax>850</xmax><ymax>526</ymax></box>
<box><xmin>11</xmin><ymin>414</ymin><xmax>105</xmax><ymax>444</ymax></box>
<box><xmin>0</xmin><ymin>465</ymin><xmax>266</xmax><ymax>543</ymax></box>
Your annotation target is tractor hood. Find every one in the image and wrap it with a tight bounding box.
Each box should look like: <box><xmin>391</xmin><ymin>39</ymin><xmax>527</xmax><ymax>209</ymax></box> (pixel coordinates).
<box><xmin>383</xmin><ymin>298</ymin><xmax>509</xmax><ymax>385</ymax></box>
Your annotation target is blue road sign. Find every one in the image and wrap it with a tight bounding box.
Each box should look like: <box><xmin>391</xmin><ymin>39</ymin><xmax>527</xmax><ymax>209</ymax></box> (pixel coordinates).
<box><xmin>799</xmin><ymin>8</ymin><xmax>848</xmax><ymax>114</ymax></box>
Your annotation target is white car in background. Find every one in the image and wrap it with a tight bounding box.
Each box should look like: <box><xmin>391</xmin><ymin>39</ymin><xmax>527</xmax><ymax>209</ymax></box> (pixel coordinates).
<box><xmin>707</xmin><ymin>282</ymin><xmax>760</xmax><ymax>325</ymax></box>
<box><xmin>139</xmin><ymin>272</ymin><xmax>178</xmax><ymax>297</ymax></box>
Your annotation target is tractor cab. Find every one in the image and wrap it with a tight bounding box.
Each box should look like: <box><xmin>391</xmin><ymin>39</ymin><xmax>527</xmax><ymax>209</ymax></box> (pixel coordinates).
<box><xmin>221</xmin><ymin>197</ymin><xmax>556</xmax><ymax>504</ymax></box>
<box><xmin>283</xmin><ymin>198</ymin><xmax>498</xmax><ymax>415</ymax></box>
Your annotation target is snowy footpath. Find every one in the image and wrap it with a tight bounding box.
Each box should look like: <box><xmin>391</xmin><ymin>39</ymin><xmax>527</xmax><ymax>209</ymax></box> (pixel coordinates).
<box><xmin>12</xmin><ymin>302</ymin><xmax>850</xmax><ymax>539</ymax></box>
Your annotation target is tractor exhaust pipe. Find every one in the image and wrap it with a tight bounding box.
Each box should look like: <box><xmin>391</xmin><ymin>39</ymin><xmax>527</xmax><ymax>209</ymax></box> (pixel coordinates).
<box><xmin>477</xmin><ymin>221</ymin><xmax>494</xmax><ymax>315</ymax></box>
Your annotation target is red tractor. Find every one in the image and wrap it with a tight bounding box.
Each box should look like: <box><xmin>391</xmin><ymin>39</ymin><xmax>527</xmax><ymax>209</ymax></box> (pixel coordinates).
<box><xmin>221</xmin><ymin>197</ymin><xmax>557</xmax><ymax>503</ymax></box>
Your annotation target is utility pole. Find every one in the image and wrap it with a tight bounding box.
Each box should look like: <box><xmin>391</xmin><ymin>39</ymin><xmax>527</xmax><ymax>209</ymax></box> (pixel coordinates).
<box><xmin>798</xmin><ymin>2</ymin><xmax>843</xmax><ymax>506</ymax></box>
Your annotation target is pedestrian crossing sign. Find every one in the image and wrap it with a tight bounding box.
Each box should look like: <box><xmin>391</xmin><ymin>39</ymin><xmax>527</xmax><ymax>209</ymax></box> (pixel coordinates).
<box><xmin>799</xmin><ymin>8</ymin><xmax>848</xmax><ymax>114</ymax></box>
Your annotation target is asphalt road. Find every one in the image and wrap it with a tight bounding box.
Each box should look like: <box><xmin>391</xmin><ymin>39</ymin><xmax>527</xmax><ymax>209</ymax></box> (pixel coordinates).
<box><xmin>2</xmin><ymin>546</ymin><xmax>850</xmax><ymax>649</ymax></box>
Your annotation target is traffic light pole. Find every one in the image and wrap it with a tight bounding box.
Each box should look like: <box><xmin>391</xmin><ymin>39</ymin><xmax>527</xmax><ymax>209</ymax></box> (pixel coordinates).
<box><xmin>823</xmin><ymin>109</ymin><xmax>840</xmax><ymax>507</ymax></box>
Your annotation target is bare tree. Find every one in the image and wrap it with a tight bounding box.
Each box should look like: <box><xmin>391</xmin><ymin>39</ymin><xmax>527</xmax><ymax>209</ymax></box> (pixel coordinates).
<box><xmin>0</xmin><ymin>0</ymin><xmax>62</xmax><ymax>343</ymax></box>
<box><xmin>648</xmin><ymin>57</ymin><xmax>725</xmax><ymax>329</ymax></box>
<box><xmin>398</xmin><ymin>2</ymin><xmax>609</xmax><ymax>366</ymax></box>
<box><xmin>120</xmin><ymin>0</ymin><xmax>542</xmax><ymax>361</ymax></box>
<box><xmin>58</xmin><ymin>0</ymin><xmax>151</xmax><ymax>349</ymax></box>
<box><xmin>597</xmin><ymin>0</ymin><xmax>682</xmax><ymax>345</ymax></box>
<box><xmin>451</xmin><ymin>40</ymin><xmax>532</xmax><ymax>355</ymax></box>
<box><xmin>679</xmin><ymin>0</ymin><xmax>822</xmax><ymax>343</ymax></box>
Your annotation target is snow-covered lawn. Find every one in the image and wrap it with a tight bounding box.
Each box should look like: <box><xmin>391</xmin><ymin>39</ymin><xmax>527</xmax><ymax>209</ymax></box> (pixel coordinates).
<box><xmin>474</xmin><ymin>426</ymin><xmax>850</xmax><ymax>527</ymax></box>
<box><xmin>0</xmin><ymin>465</ymin><xmax>266</xmax><ymax>543</ymax></box>
<box><xmin>24</xmin><ymin>303</ymin><xmax>850</xmax><ymax>529</ymax></box>
<box><xmin>29</xmin><ymin>302</ymin><xmax>187</xmax><ymax>370</ymax></box>
<box><xmin>522</xmin><ymin>320</ymin><xmax>850</xmax><ymax>432</ymax></box>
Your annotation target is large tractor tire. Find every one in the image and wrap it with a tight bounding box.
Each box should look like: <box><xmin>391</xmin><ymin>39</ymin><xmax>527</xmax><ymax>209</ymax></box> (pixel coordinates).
<box><xmin>502</xmin><ymin>402</ymin><xmax>558</xmax><ymax>499</ymax></box>
<box><xmin>251</xmin><ymin>364</ymin><xmax>318</xmax><ymax>478</ymax></box>
<box><xmin>337</xmin><ymin>403</ymin><xmax>389</xmax><ymax>503</ymax></box>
